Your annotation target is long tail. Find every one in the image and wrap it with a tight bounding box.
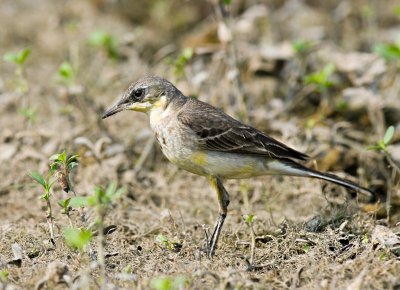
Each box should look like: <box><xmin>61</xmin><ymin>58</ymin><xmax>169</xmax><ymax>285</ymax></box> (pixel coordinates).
<box><xmin>271</xmin><ymin>158</ymin><xmax>374</xmax><ymax>198</ymax></box>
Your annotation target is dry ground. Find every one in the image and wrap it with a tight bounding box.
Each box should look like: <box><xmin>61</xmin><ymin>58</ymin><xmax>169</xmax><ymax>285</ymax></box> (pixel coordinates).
<box><xmin>1</xmin><ymin>0</ymin><xmax>400</xmax><ymax>289</ymax></box>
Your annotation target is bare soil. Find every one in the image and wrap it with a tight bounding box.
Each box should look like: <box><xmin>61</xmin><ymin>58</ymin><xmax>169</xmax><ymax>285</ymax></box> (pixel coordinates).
<box><xmin>1</xmin><ymin>0</ymin><xmax>400</xmax><ymax>289</ymax></box>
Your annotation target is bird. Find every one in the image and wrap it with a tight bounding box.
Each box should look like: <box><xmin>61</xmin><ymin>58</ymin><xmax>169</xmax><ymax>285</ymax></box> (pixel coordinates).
<box><xmin>102</xmin><ymin>75</ymin><xmax>374</xmax><ymax>258</ymax></box>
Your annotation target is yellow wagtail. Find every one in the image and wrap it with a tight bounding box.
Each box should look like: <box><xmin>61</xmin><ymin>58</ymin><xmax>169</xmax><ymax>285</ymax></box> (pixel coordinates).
<box><xmin>102</xmin><ymin>76</ymin><xmax>373</xmax><ymax>257</ymax></box>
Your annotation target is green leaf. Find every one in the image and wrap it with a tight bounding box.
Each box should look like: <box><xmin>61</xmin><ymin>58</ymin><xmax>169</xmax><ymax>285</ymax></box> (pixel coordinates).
<box><xmin>58</xmin><ymin>197</ymin><xmax>71</xmax><ymax>209</ymax></box>
<box><xmin>89</xmin><ymin>30</ymin><xmax>119</xmax><ymax>59</ymax></box>
<box><xmin>243</xmin><ymin>214</ymin><xmax>255</xmax><ymax>226</ymax></box>
<box><xmin>383</xmin><ymin>126</ymin><xmax>395</xmax><ymax>145</ymax></box>
<box><xmin>50</xmin><ymin>151</ymin><xmax>67</xmax><ymax>163</ymax></box>
<box><xmin>156</xmin><ymin>234</ymin><xmax>169</xmax><ymax>246</ymax></box>
<box><xmin>374</xmin><ymin>42</ymin><xmax>400</xmax><ymax>60</ymax></box>
<box><xmin>304</xmin><ymin>63</ymin><xmax>335</xmax><ymax>89</ymax></box>
<box><xmin>151</xmin><ymin>276</ymin><xmax>173</xmax><ymax>290</ymax></box>
<box><xmin>292</xmin><ymin>40</ymin><xmax>313</xmax><ymax>54</ymax></box>
<box><xmin>67</xmin><ymin>162</ymin><xmax>79</xmax><ymax>171</ymax></box>
<box><xmin>3</xmin><ymin>48</ymin><xmax>31</xmax><ymax>65</ymax></box>
<box><xmin>59</xmin><ymin>62</ymin><xmax>73</xmax><ymax>78</ymax></box>
<box><xmin>64</xmin><ymin>227</ymin><xmax>92</xmax><ymax>250</ymax></box>
<box><xmin>69</xmin><ymin>196</ymin><xmax>88</xmax><ymax>207</ymax></box>
<box><xmin>3</xmin><ymin>52</ymin><xmax>18</xmax><ymax>63</ymax></box>
<box><xmin>67</xmin><ymin>154</ymin><xmax>79</xmax><ymax>163</ymax></box>
<box><xmin>30</xmin><ymin>172</ymin><xmax>46</xmax><ymax>188</ymax></box>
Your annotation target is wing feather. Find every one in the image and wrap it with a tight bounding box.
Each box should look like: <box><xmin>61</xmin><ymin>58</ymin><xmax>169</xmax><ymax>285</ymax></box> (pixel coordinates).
<box><xmin>178</xmin><ymin>98</ymin><xmax>308</xmax><ymax>161</ymax></box>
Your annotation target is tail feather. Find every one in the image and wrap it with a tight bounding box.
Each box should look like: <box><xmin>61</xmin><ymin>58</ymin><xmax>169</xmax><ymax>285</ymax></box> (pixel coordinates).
<box><xmin>279</xmin><ymin>158</ymin><xmax>374</xmax><ymax>198</ymax></box>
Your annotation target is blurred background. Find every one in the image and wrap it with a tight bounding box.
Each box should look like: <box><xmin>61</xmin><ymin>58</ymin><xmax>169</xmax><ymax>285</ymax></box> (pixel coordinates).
<box><xmin>1</xmin><ymin>0</ymin><xmax>400</xmax><ymax>289</ymax></box>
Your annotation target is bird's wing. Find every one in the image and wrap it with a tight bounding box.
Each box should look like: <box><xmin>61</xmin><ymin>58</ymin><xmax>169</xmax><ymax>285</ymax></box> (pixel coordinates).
<box><xmin>177</xmin><ymin>98</ymin><xmax>308</xmax><ymax>161</ymax></box>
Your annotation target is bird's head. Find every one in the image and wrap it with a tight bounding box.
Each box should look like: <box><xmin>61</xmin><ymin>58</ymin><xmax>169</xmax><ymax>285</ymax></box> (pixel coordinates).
<box><xmin>102</xmin><ymin>76</ymin><xmax>177</xmax><ymax>119</ymax></box>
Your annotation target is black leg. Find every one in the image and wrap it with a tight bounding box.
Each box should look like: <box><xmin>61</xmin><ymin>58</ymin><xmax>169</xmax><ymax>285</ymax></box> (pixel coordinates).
<box><xmin>207</xmin><ymin>176</ymin><xmax>230</xmax><ymax>258</ymax></box>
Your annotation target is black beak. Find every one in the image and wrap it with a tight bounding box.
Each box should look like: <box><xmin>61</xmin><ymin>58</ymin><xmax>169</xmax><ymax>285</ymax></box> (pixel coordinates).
<box><xmin>102</xmin><ymin>102</ymin><xmax>127</xmax><ymax>119</ymax></box>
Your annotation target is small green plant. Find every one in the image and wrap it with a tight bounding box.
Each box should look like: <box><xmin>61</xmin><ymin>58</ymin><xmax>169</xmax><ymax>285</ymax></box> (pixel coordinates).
<box><xmin>303</xmin><ymin>244</ymin><xmax>311</xmax><ymax>253</ymax></box>
<box><xmin>304</xmin><ymin>63</ymin><xmax>336</xmax><ymax>91</ymax></box>
<box><xmin>3</xmin><ymin>48</ymin><xmax>31</xmax><ymax>66</ymax></box>
<box><xmin>3</xmin><ymin>48</ymin><xmax>34</xmax><ymax>123</ymax></box>
<box><xmin>50</xmin><ymin>151</ymin><xmax>79</xmax><ymax>193</ymax></box>
<box><xmin>58</xmin><ymin>198</ymin><xmax>73</xmax><ymax>227</ymax></box>
<box><xmin>374</xmin><ymin>39</ymin><xmax>400</xmax><ymax>61</ymax></box>
<box><xmin>64</xmin><ymin>227</ymin><xmax>92</xmax><ymax>251</ymax></box>
<box><xmin>0</xmin><ymin>269</ymin><xmax>9</xmax><ymax>284</ymax></box>
<box><xmin>292</xmin><ymin>40</ymin><xmax>314</xmax><ymax>55</ymax></box>
<box><xmin>243</xmin><ymin>214</ymin><xmax>257</xmax><ymax>267</ymax></box>
<box><xmin>30</xmin><ymin>151</ymin><xmax>80</xmax><ymax>246</ymax></box>
<box><xmin>394</xmin><ymin>5</ymin><xmax>400</xmax><ymax>16</ymax></box>
<box><xmin>368</xmin><ymin>126</ymin><xmax>399</xmax><ymax>220</ymax></box>
<box><xmin>362</xmin><ymin>234</ymin><xmax>369</xmax><ymax>244</ymax></box>
<box><xmin>170</xmin><ymin>47</ymin><xmax>193</xmax><ymax>78</ymax></box>
<box><xmin>361</xmin><ymin>4</ymin><xmax>374</xmax><ymax>19</ymax></box>
<box><xmin>89</xmin><ymin>30</ymin><xmax>120</xmax><ymax>59</ymax></box>
<box><xmin>70</xmin><ymin>183</ymin><xmax>124</xmax><ymax>282</ymax></box>
<box><xmin>156</xmin><ymin>234</ymin><xmax>182</xmax><ymax>252</ymax></box>
<box><xmin>57</xmin><ymin>61</ymin><xmax>76</xmax><ymax>86</ymax></box>
<box><xmin>29</xmin><ymin>172</ymin><xmax>56</xmax><ymax>245</ymax></box>
<box><xmin>3</xmin><ymin>48</ymin><xmax>30</xmax><ymax>94</ymax></box>
<box><xmin>18</xmin><ymin>107</ymin><xmax>37</xmax><ymax>123</ymax></box>
<box><xmin>368</xmin><ymin>126</ymin><xmax>395</xmax><ymax>152</ymax></box>
<box><xmin>150</xmin><ymin>275</ymin><xmax>187</xmax><ymax>290</ymax></box>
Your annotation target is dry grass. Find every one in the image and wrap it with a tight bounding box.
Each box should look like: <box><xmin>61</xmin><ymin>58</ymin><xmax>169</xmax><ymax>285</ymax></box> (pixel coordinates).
<box><xmin>0</xmin><ymin>0</ymin><xmax>400</xmax><ymax>289</ymax></box>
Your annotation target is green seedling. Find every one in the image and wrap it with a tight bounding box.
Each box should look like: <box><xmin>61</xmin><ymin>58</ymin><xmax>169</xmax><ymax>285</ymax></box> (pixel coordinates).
<box><xmin>58</xmin><ymin>198</ymin><xmax>73</xmax><ymax>227</ymax></box>
<box><xmin>374</xmin><ymin>39</ymin><xmax>400</xmax><ymax>61</ymax></box>
<box><xmin>0</xmin><ymin>269</ymin><xmax>9</xmax><ymax>284</ymax></box>
<box><xmin>303</xmin><ymin>244</ymin><xmax>311</xmax><ymax>253</ymax></box>
<box><xmin>170</xmin><ymin>48</ymin><xmax>193</xmax><ymax>78</ymax></box>
<box><xmin>304</xmin><ymin>63</ymin><xmax>336</xmax><ymax>91</ymax></box>
<box><xmin>30</xmin><ymin>172</ymin><xmax>56</xmax><ymax>245</ymax></box>
<box><xmin>18</xmin><ymin>107</ymin><xmax>37</xmax><ymax>123</ymax></box>
<box><xmin>3</xmin><ymin>48</ymin><xmax>30</xmax><ymax>94</ymax></box>
<box><xmin>89</xmin><ymin>30</ymin><xmax>120</xmax><ymax>60</ymax></box>
<box><xmin>292</xmin><ymin>40</ymin><xmax>314</xmax><ymax>55</ymax></box>
<box><xmin>368</xmin><ymin>126</ymin><xmax>399</xmax><ymax>221</ymax></box>
<box><xmin>155</xmin><ymin>234</ymin><xmax>182</xmax><ymax>252</ymax></box>
<box><xmin>70</xmin><ymin>183</ymin><xmax>124</xmax><ymax>282</ymax></box>
<box><xmin>57</xmin><ymin>61</ymin><xmax>75</xmax><ymax>86</ymax></box>
<box><xmin>150</xmin><ymin>275</ymin><xmax>187</xmax><ymax>290</ymax></box>
<box><xmin>50</xmin><ymin>151</ymin><xmax>79</xmax><ymax>193</ymax></box>
<box><xmin>3</xmin><ymin>48</ymin><xmax>31</xmax><ymax>66</ymax></box>
<box><xmin>64</xmin><ymin>227</ymin><xmax>92</xmax><ymax>251</ymax></box>
<box><xmin>243</xmin><ymin>214</ymin><xmax>257</xmax><ymax>267</ymax></box>
<box><xmin>361</xmin><ymin>4</ymin><xmax>374</xmax><ymax>19</ymax></box>
<box><xmin>394</xmin><ymin>6</ymin><xmax>400</xmax><ymax>16</ymax></box>
<box><xmin>362</xmin><ymin>234</ymin><xmax>369</xmax><ymax>244</ymax></box>
<box><xmin>368</xmin><ymin>126</ymin><xmax>395</xmax><ymax>152</ymax></box>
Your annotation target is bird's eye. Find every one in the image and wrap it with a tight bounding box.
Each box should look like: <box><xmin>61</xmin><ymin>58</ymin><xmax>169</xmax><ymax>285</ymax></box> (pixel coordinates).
<box><xmin>134</xmin><ymin>88</ymin><xmax>143</xmax><ymax>98</ymax></box>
